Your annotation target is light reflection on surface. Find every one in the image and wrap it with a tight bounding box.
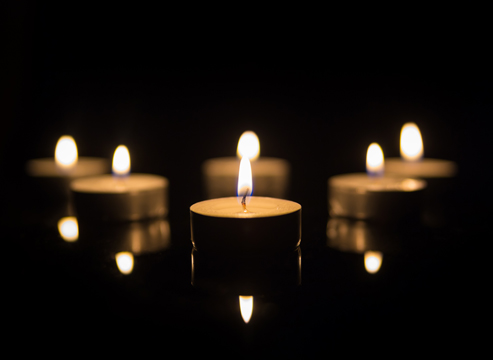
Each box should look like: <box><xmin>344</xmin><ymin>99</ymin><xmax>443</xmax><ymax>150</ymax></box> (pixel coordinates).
<box><xmin>116</xmin><ymin>252</ymin><xmax>134</xmax><ymax>275</ymax></box>
<box><xmin>239</xmin><ymin>295</ymin><xmax>254</xmax><ymax>323</ymax></box>
<box><xmin>57</xmin><ymin>216</ymin><xmax>79</xmax><ymax>242</ymax></box>
<box><xmin>364</xmin><ymin>251</ymin><xmax>383</xmax><ymax>274</ymax></box>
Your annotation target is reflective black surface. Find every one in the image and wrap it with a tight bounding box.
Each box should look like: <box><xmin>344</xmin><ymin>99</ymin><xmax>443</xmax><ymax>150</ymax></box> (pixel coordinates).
<box><xmin>3</xmin><ymin>7</ymin><xmax>489</xmax><ymax>354</ymax></box>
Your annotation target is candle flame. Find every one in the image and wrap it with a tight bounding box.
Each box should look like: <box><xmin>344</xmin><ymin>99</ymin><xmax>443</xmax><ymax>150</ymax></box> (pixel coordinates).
<box><xmin>364</xmin><ymin>251</ymin><xmax>383</xmax><ymax>274</ymax></box>
<box><xmin>239</xmin><ymin>296</ymin><xmax>253</xmax><ymax>323</ymax></box>
<box><xmin>400</xmin><ymin>122</ymin><xmax>423</xmax><ymax>161</ymax></box>
<box><xmin>237</xmin><ymin>157</ymin><xmax>253</xmax><ymax>206</ymax></box>
<box><xmin>116</xmin><ymin>252</ymin><xmax>134</xmax><ymax>275</ymax></box>
<box><xmin>237</xmin><ymin>131</ymin><xmax>260</xmax><ymax>161</ymax></box>
<box><xmin>57</xmin><ymin>217</ymin><xmax>79</xmax><ymax>242</ymax></box>
<box><xmin>55</xmin><ymin>135</ymin><xmax>78</xmax><ymax>171</ymax></box>
<box><xmin>366</xmin><ymin>143</ymin><xmax>384</xmax><ymax>177</ymax></box>
<box><xmin>112</xmin><ymin>145</ymin><xmax>131</xmax><ymax>176</ymax></box>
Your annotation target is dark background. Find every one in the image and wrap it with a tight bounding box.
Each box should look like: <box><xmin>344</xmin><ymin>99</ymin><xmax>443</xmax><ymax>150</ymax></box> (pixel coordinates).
<box><xmin>2</xmin><ymin>2</ymin><xmax>490</xmax><ymax>356</ymax></box>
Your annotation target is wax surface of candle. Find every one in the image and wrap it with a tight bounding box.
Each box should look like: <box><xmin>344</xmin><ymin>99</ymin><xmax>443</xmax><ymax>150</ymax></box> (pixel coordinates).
<box><xmin>190</xmin><ymin>197</ymin><xmax>300</xmax><ymax>218</ymax></box>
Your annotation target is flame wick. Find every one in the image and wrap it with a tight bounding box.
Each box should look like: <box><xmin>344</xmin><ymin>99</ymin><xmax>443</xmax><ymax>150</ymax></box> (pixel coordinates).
<box><xmin>241</xmin><ymin>194</ymin><xmax>248</xmax><ymax>212</ymax></box>
<box><xmin>240</xmin><ymin>188</ymin><xmax>250</xmax><ymax>212</ymax></box>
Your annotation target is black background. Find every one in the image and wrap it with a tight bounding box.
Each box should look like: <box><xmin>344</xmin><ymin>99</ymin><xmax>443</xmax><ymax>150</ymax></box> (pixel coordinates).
<box><xmin>2</xmin><ymin>2</ymin><xmax>490</xmax><ymax>356</ymax></box>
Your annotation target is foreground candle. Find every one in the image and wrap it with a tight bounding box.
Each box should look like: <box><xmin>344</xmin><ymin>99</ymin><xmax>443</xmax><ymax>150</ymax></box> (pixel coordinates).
<box><xmin>385</xmin><ymin>122</ymin><xmax>457</xmax><ymax>178</ymax></box>
<box><xmin>191</xmin><ymin>157</ymin><xmax>301</xmax><ymax>253</ymax></box>
<box><xmin>71</xmin><ymin>145</ymin><xmax>168</xmax><ymax>222</ymax></box>
<box><xmin>202</xmin><ymin>131</ymin><xmax>290</xmax><ymax>199</ymax></box>
<box><xmin>328</xmin><ymin>143</ymin><xmax>426</xmax><ymax>222</ymax></box>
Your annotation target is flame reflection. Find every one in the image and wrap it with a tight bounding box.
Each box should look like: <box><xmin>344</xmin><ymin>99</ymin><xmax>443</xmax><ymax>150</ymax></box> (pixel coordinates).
<box><xmin>57</xmin><ymin>216</ymin><xmax>79</xmax><ymax>242</ymax></box>
<box><xmin>239</xmin><ymin>295</ymin><xmax>254</xmax><ymax>323</ymax></box>
<box><xmin>116</xmin><ymin>252</ymin><xmax>134</xmax><ymax>275</ymax></box>
<box><xmin>364</xmin><ymin>251</ymin><xmax>383</xmax><ymax>274</ymax></box>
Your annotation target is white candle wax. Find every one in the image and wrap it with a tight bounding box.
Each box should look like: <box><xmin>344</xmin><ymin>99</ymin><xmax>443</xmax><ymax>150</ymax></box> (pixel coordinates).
<box><xmin>190</xmin><ymin>196</ymin><xmax>301</xmax><ymax>254</ymax></box>
<box><xmin>328</xmin><ymin>143</ymin><xmax>426</xmax><ymax>222</ymax></box>
<box><xmin>328</xmin><ymin>173</ymin><xmax>426</xmax><ymax>221</ymax></box>
<box><xmin>71</xmin><ymin>174</ymin><xmax>168</xmax><ymax>222</ymax></box>
<box><xmin>385</xmin><ymin>158</ymin><xmax>457</xmax><ymax>178</ymax></box>
<box><xmin>26</xmin><ymin>157</ymin><xmax>109</xmax><ymax>178</ymax></box>
<box><xmin>202</xmin><ymin>157</ymin><xmax>290</xmax><ymax>199</ymax></box>
<box><xmin>202</xmin><ymin>131</ymin><xmax>290</xmax><ymax>199</ymax></box>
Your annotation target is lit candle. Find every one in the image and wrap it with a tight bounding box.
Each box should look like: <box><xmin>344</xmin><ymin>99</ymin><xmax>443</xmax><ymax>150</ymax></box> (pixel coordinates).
<box><xmin>70</xmin><ymin>145</ymin><xmax>169</xmax><ymax>222</ymax></box>
<box><xmin>385</xmin><ymin>123</ymin><xmax>458</xmax><ymax>178</ymax></box>
<box><xmin>202</xmin><ymin>131</ymin><xmax>290</xmax><ymax>199</ymax></box>
<box><xmin>26</xmin><ymin>135</ymin><xmax>109</xmax><ymax>179</ymax></box>
<box><xmin>191</xmin><ymin>157</ymin><xmax>301</xmax><ymax>254</ymax></box>
<box><xmin>328</xmin><ymin>143</ymin><xmax>426</xmax><ymax>222</ymax></box>
<box><xmin>26</xmin><ymin>135</ymin><xmax>109</xmax><ymax>205</ymax></box>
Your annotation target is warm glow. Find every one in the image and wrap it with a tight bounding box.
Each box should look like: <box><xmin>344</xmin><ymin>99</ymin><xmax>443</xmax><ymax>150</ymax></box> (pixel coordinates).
<box><xmin>55</xmin><ymin>135</ymin><xmax>78</xmax><ymax>170</ymax></box>
<box><xmin>57</xmin><ymin>217</ymin><xmax>79</xmax><ymax>242</ymax></box>
<box><xmin>112</xmin><ymin>145</ymin><xmax>131</xmax><ymax>176</ymax></box>
<box><xmin>237</xmin><ymin>131</ymin><xmax>260</xmax><ymax>161</ymax></box>
<box><xmin>364</xmin><ymin>251</ymin><xmax>383</xmax><ymax>274</ymax></box>
<box><xmin>366</xmin><ymin>143</ymin><xmax>384</xmax><ymax>177</ymax></box>
<box><xmin>400</xmin><ymin>122</ymin><xmax>424</xmax><ymax>161</ymax></box>
<box><xmin>239</xmin><ymin>296</ymin><xmax>254</xmax><ymax>323</ymax></box>
<box><xmin>237</xmin><ymin>157</ymin><xmax>253</xmax><ymax>203</ymax></box>
<box><xmin>116</xmin><ymin>252</ymin><xmax>134</xmax><ymax>275</ymax></box>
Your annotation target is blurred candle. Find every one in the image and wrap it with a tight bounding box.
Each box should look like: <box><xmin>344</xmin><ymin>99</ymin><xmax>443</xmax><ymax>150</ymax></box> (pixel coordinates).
<box><xmin>202</xmin><ymin>131</ymin><xmax>290</xmax><ymax>199</ymax></box>
<box><xmin>26</xmin><ymin>135</ymin><xmax>109</xmax><ymax>178</ymax></box>
<box><xmin>71</xmin><ymin>145</ymin><xmax>168</xmax><ymax>222</ymax></box>
<box><xmin>26</xmin><ymin>136</ymin><xmax>109</xmax><ymax>207</ymax></box>
<box><xmin>328</xmin><ymin>143</ymin><xmax>426</xmax><ymax>222</ymax></box>
<box><xmin>57</xmin><ymin>216</ymin><xmax>79</xmax><ymax>242</ymax></box>
<box><xmin>386</xmin><ymin>123</ymin><xmax>458</xmax><ymax>226</ymax></box>
<box><xmin>385</xmin><ymin>123</ymin><xmax>457</xmax><ymax>178</ymax></box>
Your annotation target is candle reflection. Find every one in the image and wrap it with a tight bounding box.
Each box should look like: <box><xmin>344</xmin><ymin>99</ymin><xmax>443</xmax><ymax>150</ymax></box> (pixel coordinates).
<box><xmin>364</xmin><ymin>251</ymin><xmax>383</xmax><ymax>274</ymax></box>
<box><xmin>191</xmin><ymin>247</ymin><xmax>301</xmax><ymax>295</ymax></box>
<box><xmin>115</xmin><ymin>252</ymin><xmax>134</xmax><ymax>275</ymax></box>
<box><xmin>57</xmin><ymin>216</ymin><xmax>79</xmax><ymax>242</ymax></box>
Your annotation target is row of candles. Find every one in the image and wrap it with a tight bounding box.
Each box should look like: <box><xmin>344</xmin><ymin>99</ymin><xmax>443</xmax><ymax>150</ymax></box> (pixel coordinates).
<box><xmin>27</xmin><ymin>122</ymin><xmax>457</xmax><ymax>228</ymax></box>
<box><xmin>26</xmin><ymin>123</ymin><xmax>457</xmax><ymax>323</ymax></box>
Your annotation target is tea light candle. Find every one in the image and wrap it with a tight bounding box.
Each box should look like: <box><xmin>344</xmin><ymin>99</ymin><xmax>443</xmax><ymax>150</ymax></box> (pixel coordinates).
<box><xmin>71</xmin><ymin>145</ymin><xmax>168</xmax><ymax>222</ymax></box>
<box><xmin>202</xmin><ymin>131</ymin><xmax>290</xmax><ymax>199</ymax></box>
<box><xmin>26</xmin><ymin>136</ymin><xmax>109</xmax><ymax>205</ymax></box>
<box><xmin>26</xmin><ymin>135</ymin><xmax>109</xmax><ymax>178</ymax></box>
<box><xmin>328</xmin><ymin>143</ymin><xmax>426</xmax><ymax>222</ymax></box>
<box><xmin>385</xmin><ymin>123</ymin><xmax>458</xmax><ymax>178</ymax></box>
<box><xmin>191</xmin><ymin>157</ymin><xmax>301</xmax><ymax>254</ymax></box>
